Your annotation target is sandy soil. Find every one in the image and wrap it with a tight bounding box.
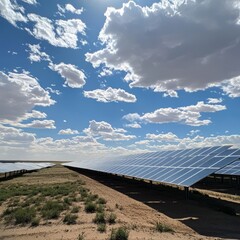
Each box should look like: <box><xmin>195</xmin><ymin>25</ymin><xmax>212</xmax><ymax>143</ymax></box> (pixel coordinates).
<box><xmin>0</xmin><ymin>165</ymin><xmax>238</xmax><ymax>240</ymax></box>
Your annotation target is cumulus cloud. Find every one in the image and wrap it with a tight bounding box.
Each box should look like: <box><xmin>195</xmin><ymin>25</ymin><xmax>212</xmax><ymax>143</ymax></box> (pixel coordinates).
<box><xmin>83</xmin><ymin>87</ymin><xmax>137</xmax><ymax>103</ymax></box>
<box><xmin>0</xmin><ymin>0</ymin><xmax>28</xmax><ymax>27</ymax></box>
<box><xmin>27</xmin><ymin>44</ymin><xmax>51</xmax><ymax>63</ymax></box>
<box><xmin>0</xmin><ymin>71</ymin><xmax>55</xmax><ymax>125</ymax></box>
<box><xmin>58</xmin><ymin>128</ymin><xmax>79</xmax><ymax>135</ymax></box>
<box><xmin>0</xmin><ymin>124</ymin><xmax>35</xmax><ymax>147</ymax></box>
<box><xmin>50</xmin><ymin>62</ymin><xmax>86</xmax><ymax>88</ymax></box>
<box><xmin>84</xmin><ymin>120</ymin><xmax>136</xmax><ymax>141</ymax></box>
<box><xmin>86</xmin><ymin>0</ymin><xmax>240</xmax><ymax>96</ymax></box>
<box><xmin>146</xmin><ymin>132</ymin><xmax>180</xmax><ymax>142</ymax></box>
<box><xmin>27</xmin><ymin>14</ymin><xmax>86</xmax><ymax>48</ymax></box>
<box><xmin>16</xmin><ymin>120</ymin><xmax>56</xmax><ymax>129</ymax></box>
<box><xmin>123</xmin><ymin>101</ymin><xmax>226</xmax><ymax>126</ymax></box>
<box><xmin>220</xmin><ymin>76</ymin><xmax>240</xmax><ymax>98</ymax></box>
<box><xmin>57</xmin><ymin>4</ymin><xmax>83</xmax><ymax>15</ymax></box>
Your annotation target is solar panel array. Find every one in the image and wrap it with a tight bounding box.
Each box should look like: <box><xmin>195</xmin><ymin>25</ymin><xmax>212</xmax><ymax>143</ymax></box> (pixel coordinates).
<box><xmin>63</xmin><ymin>145</ymin><xmax>240</xmax><ymax>187</ymax></box>
<box><xmin>214</xmin><ymin>149</ymin><xmax>240</xmax><ymax>176</ymax></box>
<box><xmin>0</xmin><ymin>162</ymin><xmax>54</xmax><ymax>174</ymax></box>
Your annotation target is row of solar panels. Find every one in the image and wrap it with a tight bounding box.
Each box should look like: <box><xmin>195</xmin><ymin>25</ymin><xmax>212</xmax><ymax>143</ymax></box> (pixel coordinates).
<box><xmin>0</xmin><ymin>162</ymin><xmax>54</xmax><ymax>174</ymax></box>
<box><xmin>63</xmin><ymin>145</ymin><xmax>240</xmax><ymax>187</ymax></box>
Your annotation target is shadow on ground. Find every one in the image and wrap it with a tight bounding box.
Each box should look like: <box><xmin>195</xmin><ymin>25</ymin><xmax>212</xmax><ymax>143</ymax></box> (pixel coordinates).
<box><xmin>69</xmin><ymin>167</ymin><xmax>240</xmax><ymax>239</ymax></box>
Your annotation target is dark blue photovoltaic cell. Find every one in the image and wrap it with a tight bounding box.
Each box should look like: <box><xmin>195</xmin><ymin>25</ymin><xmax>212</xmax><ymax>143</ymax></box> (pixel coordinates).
<box><xmin>63</xmin><ymin>145</ymin><xmax>240</xmax><ymax>187</ymax></box>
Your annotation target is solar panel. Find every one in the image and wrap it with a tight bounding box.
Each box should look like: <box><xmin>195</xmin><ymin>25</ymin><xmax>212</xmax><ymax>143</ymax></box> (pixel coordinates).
<box><xmin>215</xmin><ymin>160</ymin><xmax>240</xmax><ymax>176</ymax></box>
<box><xmin>63</xmin><ymin>145</ymin><xmax>240</xmax><ymax>187</ymax></box>
<box><xmin>0</xmin><ymin>162</ymin><xmax>54</xmax><ymax>174</ymax></box>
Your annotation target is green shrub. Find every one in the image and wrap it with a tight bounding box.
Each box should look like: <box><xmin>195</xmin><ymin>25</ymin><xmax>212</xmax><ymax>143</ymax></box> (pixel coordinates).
<box><xmin>97</xmin><ymin>197</ymin><xmax>107</xmax><ymax>204</ymax></box>
<box><xmin>14</xmin><ymin>207</ymin><xmax>36</xmax><ymax>225</ymax></box>
<box><xmin>71</xmin><ymin>206</ymin><xmax>80</xmax><ymax>213</ymax></box>
<box><xmin>96</xmin><ymin>204</ymin><xmax>105</xmax><ymax>213</ymax></box>
<box><xmin>97</xmin><ymin>223</ymin><xmax>106</xmax><ymax>233</ymax></box>
<box><xmin>107</xmin><ymin>213</ymin><xmax>116</xmax><ymax>224</ymax></box>
<box><xmin>78</xmin><ymin>232</ymin><xmax>85</xmax><ymax>240</ymax></box>
<box><xmin>64</xmin><ymin>197</ymin><xmax>72</xmax><ymax>205</ymax></box>
<box><xmin>85</xmin><ymin>202</ymin><xmax>96</xmax><ymax>213</ymax></box>
<box><xmin>93</xmin><ymin>212</ymin><xmax>105</xmax><ymax>224</ymax></box>
<box><xmin>63</xmin><ymin>214</ymin><xmax>78</xmax><ymax>225</ymax></box>
<box><xmin>31</xmin><ymin>217</ymin><xmax>40</xmax><ymax>227</ymax></box>
<box><xmin>41</xmin><ymin>201</ymin><xmax>63</xmax><ymax>219</ymax></box>
<box><xmin>110</xmin><ymin>227</ymin><xmax>129</xmax><ymax>240</ymax></box>
<box><xmin>155</xmin><ymin>222</ymin><xmax>173</xmax><ymax>233</ymax></box>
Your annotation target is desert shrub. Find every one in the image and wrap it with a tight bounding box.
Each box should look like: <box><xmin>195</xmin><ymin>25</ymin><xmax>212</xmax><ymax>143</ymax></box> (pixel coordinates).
<box><xmin>110</xmin><ymin>227</ymin><xmax>129</xmax><ymax>240</ymax></box>
<box><xmin>96</xmin><ymin>204</ymin><xmax>105</xmax><ymax>213</ymax></box>
<box><xmin>78</xmin><ymin>232</ymin><xmax>85</xmax><ymax>240</ymax></box>
<box><xmin>155</xmin><ymin>222</ymin><xmax>173</xmax><ymax>233</ymax></box>
<box><xmin>64</xmin><ymin>197</ymin><xmax>72</xmax><ymax>205</ymax></box>
<box><xmin>71</xmin><ymin>206</ymin><xmax>80</xmax><ymax>213</ymax></box>
<box><xmin>14</xmin><ymin>207</ymin><xmax>36</xmax><ymax>225</ymax></box>
<box><xmin>41</xmin><ymin>200</ymin><xmax>63</xmax><ymax>219</ymax></box>
<box><xmin>107</xmin><ymin>213</ymin><xmax>116</xmax><ymax>224</ymax></box>
<box><xmin>31</xmin><ymin>217</ymin><xmax>40</xmax><ymax>227</ymax></box>
<box><xmin>93</xmin><ymin>212</ymin><xmax>105</xmax><ymax>224</ymax></box>
<box><xmin>97</xmin><ymin>223</ymin><xmax>106</xmax><ymax>233</ymax></box>
<box><xmin>63</xmin><ymin>214</ymin><xmax>78</xmax><ymax>225</ymax></box>
<box><xmin>85</xmin><ymin>194</ymin><xmax>98</xmax><ymax>203</ymax></box>
<box><xmin>85</xmin><ymin>202</ymin><xmax>96</xmax><ymax>213</ymax></box>
<box><xmin>97</xmin><ymin>197</ymin><xmax>107</xmax><ymax>204</ymax></box>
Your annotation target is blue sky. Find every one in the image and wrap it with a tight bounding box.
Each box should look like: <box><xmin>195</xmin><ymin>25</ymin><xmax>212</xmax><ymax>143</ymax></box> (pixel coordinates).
<box><xmin>0</xmin><ymin>0</ymin><xmax>240</xmax><ymax>161</ymax></box>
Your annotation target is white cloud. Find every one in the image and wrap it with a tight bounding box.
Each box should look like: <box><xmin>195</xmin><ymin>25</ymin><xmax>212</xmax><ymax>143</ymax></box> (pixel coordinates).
<box><xmin>124</xmin><ymin>123</ymin><xmax>141</xmax><ymax>129</ymax></box>
<box><xmin>21</xmin><ymin>0</ymin><xmax>37</xmax><ymax>5</ymax></box>
<box><xmin>84</xmin><ymin>120</ymin><xmax>136</xmax><ymax>141</ymax></box>
<box><xmin>46</xmin><ymin>87</ymin><xmax>61</xmax><ymax>95</ymax></box>
<box><xmin>49</xmin><ymin>62</ymin><xmax>86</xmax><ymax>88</ymax></box>
<box><xmin>58</xmin><ymin>4</ymin><xmax>83</xmax><ymax>15</ymax></box>
<box><xmin>220</xmin><ymin>76</ymin><xmax>240</xmax><ymax>98</ymax></box>
<box><xmin>86</xmin><ymin>0</ymin><xmax>240</xmax><ymax>95</ymax></box>
<box><xmin>123</xmin><ymin>101</ymin><xmax>226</xmax><ymax>126</ymax></box>
<box><xmin>83</xmin><ymin>87</ymin><xmax>137</xmax><ymax>103</ymax></box>
<box><xmin>27</xmin><ymin>44</ymin><xmax>51</xmax><ymax>63</ymax></box>
<box><xmin>207</xmin><ymin>98</ymin><xmax>223</xmax><ymax>104</ymax></box>
<box><xmin>0</xmin><ymin>71</ymin><xmax>55</xmax><ymax>125</ymax></box>
<box><xmin>16</xmin><ymin>120</ymin><xmax>56</xmax><ymax>129</ymax></box>
<box><xmin>58</xmin><ymin>128</ymin><xmax>79</xmax><ymax>135</ymax></box>
<box><xmin>0</xmin><ymin>124</ymin><xmax>35</xmax><ymax>147</ymax></box>
<box><xmin>0</xmin><ymin>0</ymin><xmax>28</xmax><ymax>27</ymax></box>
<box><xmin>146</xmin><ymin>132</ymin><xmax>180</xmax><ymax>142</ymax></box>
<box><xmin>27</xmin><ymin>14</ymin><xmax>86</xmax><ymax>48</ymax></box>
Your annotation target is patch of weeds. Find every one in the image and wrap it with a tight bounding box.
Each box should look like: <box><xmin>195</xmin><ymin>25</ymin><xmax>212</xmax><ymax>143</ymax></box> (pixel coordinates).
<box><xmin>107</xmin><ymin>213</ymin><xmax>117</xmax><ymax>224</ymax></box>
<box><xmin>97</xmin><ymin>223</ymin><xmax>106</xmax><ymax>233</ymax></box>
<box><xmin>14</xmin><ymin>207</ymin><xmax>36</xmax><ymax>225</ymax></box>
<box><xmin>41</xmin><ymin>200</ymin><xmax>64</xmax><ymax>219</ymax></box>
<box><xmin>31</xmin><ymin>217</ymin><xmax>40</xmax><ymax>227</ymax></box>
<box><xmin>115</xmin><ymin>203</ymin><xmax>123</xmax><ymax>210</ymax></box>
<box><xmin>63</xmin><ymin>214</ymin><xmax>78</xmax><ymax>225</ymax></box>
<box><xmin>78</xmin><ymin>232</ymin><xmax>85</xmax><ymax>240</ymax></box>
<box><xmin>85</xmin><ymin>202</ymin><xmax>96</xmax><ymax>213</ymax></box>
<box><xmin>64</xmin><ymin>197</ymin><xmax>72</xmax><ymax>205</ymax></box>
<box><xmin>97</xmin><ymin>197</ymin><xmax>106</xmax><ymax>204</ymax></box>
<box><xmin>96</xmin><ymin>204</ymin><xmax>105</xmax><ymax>213</ymax></box>
<box><xmin>110</xmin><ymin>227</ymin><xmax>129</xmax><ymax>240</ymax></box>
<box><xmin>155</xmin><ymin>222</ymin><xmax>174</xmax><ymax>233</ymax></box>
<box><xmin>85</xmin><ymin>194</ymin><xmax>98</xmax><ymax>203</ymax></box>
<box><xmin>93</xmin><ymin>212</ymin><xmax>105</xmax><ymax>224</ymax></box>
<box><xmin>71</xmin><ymin>206</ymin><xmax>80</xmax><ymax>213</ymax></box>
